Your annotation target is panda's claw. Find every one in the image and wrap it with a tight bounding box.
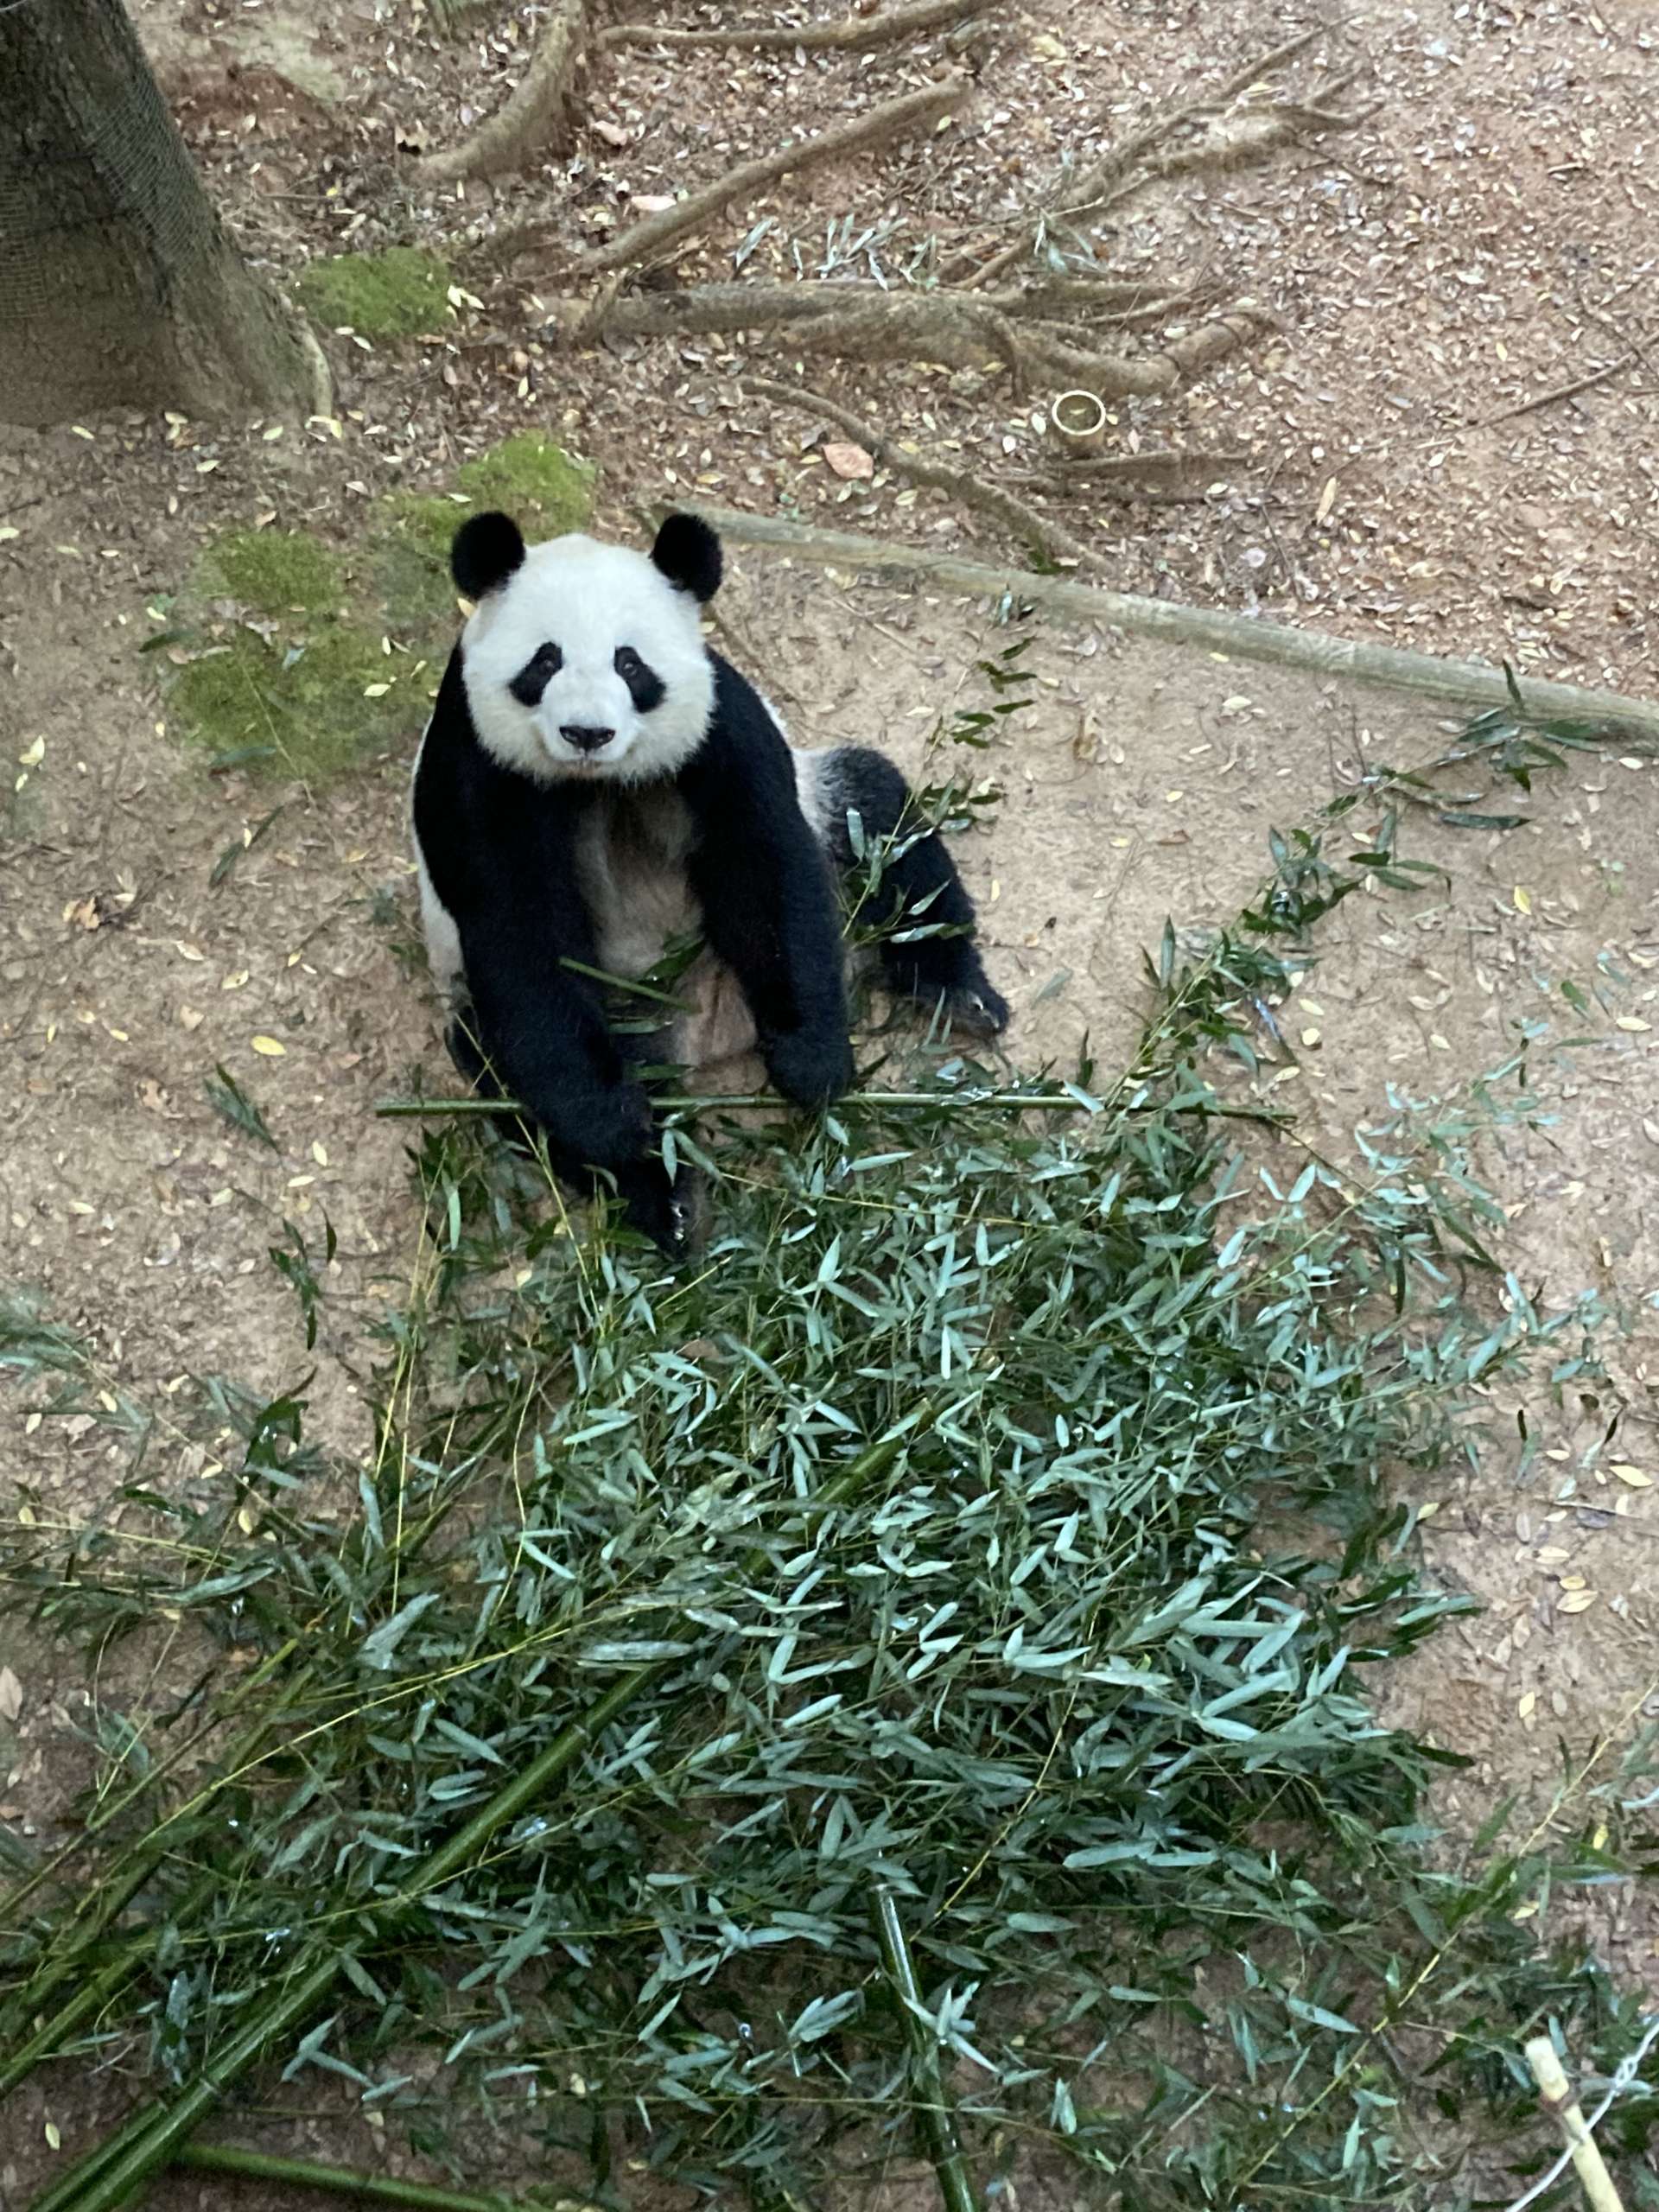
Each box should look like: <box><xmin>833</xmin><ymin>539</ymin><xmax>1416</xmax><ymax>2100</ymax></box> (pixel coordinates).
<box><xmin>945</xmin><ymin>980</ymin><xmax>1011</xmax><ymax>1038</ymax></box>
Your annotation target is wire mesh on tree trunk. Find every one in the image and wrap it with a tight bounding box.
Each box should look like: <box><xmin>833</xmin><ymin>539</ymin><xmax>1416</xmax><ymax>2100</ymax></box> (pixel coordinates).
<box><xmin>0</xmin><ymin>0</ymin><xmax>310</xmax><ymax>423</ymax></box>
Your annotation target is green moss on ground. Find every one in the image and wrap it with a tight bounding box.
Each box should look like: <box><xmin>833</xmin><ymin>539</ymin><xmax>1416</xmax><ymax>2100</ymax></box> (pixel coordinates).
<box><xmin>295</xmin><ymin>247</ymin><xmax>452</xmax><ymax>340</ymax></box>
<box><xmin>165</xmin><ymin>437</ymin><xmax>596</xmax><ymax>783</ymax></box>
<box><xmin>170</xmin><ymin>626</ymin><xmax>419</xmax><ymax>782</ymax></box>
<box><xmin>205</xmin><ymin>528</ymin><xmax>342</xmax><ymax>616</ymax></box>
<box><xmin>372</xmin><ymin>493</ymin><xmax>475</xmax><ymax>632</ymax></box>
<box><xmin>454</xmin><ymin>435</ymin><xmax>596</xmax><ymax>537</ymax></box>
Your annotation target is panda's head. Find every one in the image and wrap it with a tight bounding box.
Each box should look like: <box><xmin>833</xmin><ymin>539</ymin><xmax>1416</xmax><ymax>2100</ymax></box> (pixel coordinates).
<box><xmin>451</xmin><ymin>511</ymin><xmax>722</xmax><ymax>785</ymax></box>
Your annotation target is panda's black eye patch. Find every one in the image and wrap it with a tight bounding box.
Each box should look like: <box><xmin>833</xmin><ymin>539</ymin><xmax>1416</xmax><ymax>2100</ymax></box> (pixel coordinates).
<box><xmin>613</xmin><ymin>645</ymin><xmax>665</xmax><ymax>714</ymax></box>
<box><xmin>508</xmin><ymin>642</ymin><xmax>563</xmax><ymax>706</ymax></box>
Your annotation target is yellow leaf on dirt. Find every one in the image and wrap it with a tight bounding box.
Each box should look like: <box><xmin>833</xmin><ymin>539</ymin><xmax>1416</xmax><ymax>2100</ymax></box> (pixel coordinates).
<box><xmin>1616</xmin><ymin>1014</ymin><xmax>1650</xmax><ymax>1032</ymax></box>
<box><xmin>1513</xmin><ymin>886</ymin><xmax>1532</xmax><ymax>914</ymax></box>
<box><xmin>1611</xmin><ymin>1463</ymin><xmax>1653</xmax><ymax>1487</ymax></box>
<box><xmin>1558</xmin><ymin>1590</ymin><xmax>1598</xmax><ymax>1613</ymax></box>
<box><xmin>251</xmin><ymin>1035</ymin><xmax>286</xmax><ymax>1057</ymax></box>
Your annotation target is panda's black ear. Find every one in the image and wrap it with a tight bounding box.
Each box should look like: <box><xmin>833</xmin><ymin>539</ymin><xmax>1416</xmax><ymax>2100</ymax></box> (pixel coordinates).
<box><xmin>451</xmin><ymin>512</ymin><xmax>525</xmax><ymax>601</ymax></box>
<box><xmin>651</xmin><ymin>512</ymin><xmax>721</xmax><ymax>604</ymax></box>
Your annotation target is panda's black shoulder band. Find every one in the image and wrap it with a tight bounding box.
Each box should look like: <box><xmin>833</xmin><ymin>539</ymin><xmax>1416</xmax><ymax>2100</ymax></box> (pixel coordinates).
<box><xmin>452</xmin><ymin>512</ymin><xmax>526</xmax><ymax>600</ymax></box>
<box><xmin>651</xmin><ymin>512</ymin><xmax>721</xmax><ymax>604</ymax></box>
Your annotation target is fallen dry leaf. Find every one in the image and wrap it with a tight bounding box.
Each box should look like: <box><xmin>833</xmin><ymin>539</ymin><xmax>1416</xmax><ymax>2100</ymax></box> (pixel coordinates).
<box><xmin>823</xmin><ymin>441</ymin><xmax>875</xmax><ymax>482</ymax></box>
<box><xmin>251</xmin><ymin>1035</ymin><xmax>286</xmax><ymax>1057</ymax></box>
<box><xmin>0</xmin><ymin>1666</ymin><xmax>22</xmax><ymax>1722</ymax></box>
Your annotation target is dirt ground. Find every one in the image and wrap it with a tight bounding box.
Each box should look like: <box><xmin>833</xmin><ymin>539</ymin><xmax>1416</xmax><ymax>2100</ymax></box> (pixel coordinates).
<box><xmin>3</xmin><ymin>0</ymin><xmax>1659</xmax><ymax>2202</ymax></box>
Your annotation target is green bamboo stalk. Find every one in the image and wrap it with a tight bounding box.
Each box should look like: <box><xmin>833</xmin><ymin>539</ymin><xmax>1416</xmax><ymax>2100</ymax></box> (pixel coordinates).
<box><xmin>1</xmin><ymin>1873</ymin><xmax>220</xmax><ymax>2105</ymax></box>
<box><xmin>30</xmin><ymin>1422</ymin><xmax>920</xmax><ymax>2212</ymax></box>
<box><xmin>873</xmin><ymin>1885</ymin><xmax>980</xmax><ymax>2212</ymax></box>
<box><xmin>376</xmin><ymin>1089</ymin><xmax>1092</xmax><ymax>1119</ymax></box>
<box><xmin>2</xmin><ymin>1936</ymin><xmax>161</xmax><ymax>2103</ymax></box>
<box><xmin>27</xmin><ymin>1954</ymin><xmax>342</xmax><ymax>2212</ymax></box>
<box><xmin>1</xmin><ymin>1640</ymin><xmax>308</xmax><ymax>1926</ymax></box>
<box><xmin>176</xmin><ymin>2143</ymin><xmax>603</xmax><ymax>2212</ymax></box>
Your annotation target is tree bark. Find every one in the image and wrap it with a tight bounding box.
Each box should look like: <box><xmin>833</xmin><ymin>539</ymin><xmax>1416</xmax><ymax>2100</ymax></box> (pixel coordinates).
<box><xmin>0</xmin><ymin>0</ymin><xmax>316</xmax><ymax>425</ymax></box>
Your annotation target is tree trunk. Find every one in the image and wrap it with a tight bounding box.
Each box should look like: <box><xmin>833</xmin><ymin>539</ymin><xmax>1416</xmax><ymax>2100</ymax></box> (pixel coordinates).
<box><xmin>0</xmin><ymin>0</ymin><xmax>315</xmax><ymax>425</ymax></box>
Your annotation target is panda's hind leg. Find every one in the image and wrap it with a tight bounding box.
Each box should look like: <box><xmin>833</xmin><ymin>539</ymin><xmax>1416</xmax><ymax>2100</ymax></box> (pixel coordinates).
<box><xmin>815</xmin><ymin>746</ymin><xmax>1008</xmax><ymax>1037</ymax></box>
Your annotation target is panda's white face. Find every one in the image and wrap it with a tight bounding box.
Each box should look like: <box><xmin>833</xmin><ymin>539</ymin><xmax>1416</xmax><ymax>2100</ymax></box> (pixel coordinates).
<box><xmin>461</xmin><ymin>535</ymin><xmax>715</xmax><ymax>785</ymax></box>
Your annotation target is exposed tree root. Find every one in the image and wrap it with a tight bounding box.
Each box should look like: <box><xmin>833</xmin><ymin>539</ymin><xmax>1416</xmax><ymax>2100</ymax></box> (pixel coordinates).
<box><xmin>1076</xmin><ymin>89</ymin><xmax>1377</xmax><ymax>219</ymax></box>
<box><xmin>550</xmin><ymin>274</ymin><xmax>1215</xmax><ymax>346</ymax></box>
<box><xmin>601</xmin><ymin>0</ymin><xmax>988</xmax><ymax>52</ymax></box>
<box><xmin>553</xmin><ymin>275</ymin><xmax>1266</xmax><ymax>395</ymax></box>
<box><xmin>1044</xmin><ymin>447</ymin><xmax>1252</xmax><ymax>485</ymax></box>
<box><xmin>418</xmin><ymin>0</ymin><xmax>588</xmax><ymax>181</ymax></box>
<box><xmin>683</xmin><ymin>507</ymin><xmax>1659</xmax><ymax>740</ymax></box>
<box><xmin>743</xmin><ymin>375</ymin><xmax>1101</xmax><ymax>569</ymax></box>
<box><xmin>482</xmin><ymin>74</ymin><xmax>966</xmax><ymax>271</ymax></box>
<box><xmin>950</xmin><ymin>22</ymin><xmax>1327</xmax><ymax>288</ymax></box>
<box><xmin>776</xmin><ymin>300</ymin><xmax>1270</xmax><ymax>393</ymax></box>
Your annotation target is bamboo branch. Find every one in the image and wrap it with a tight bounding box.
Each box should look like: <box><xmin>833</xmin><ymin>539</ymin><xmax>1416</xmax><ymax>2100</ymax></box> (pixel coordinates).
<box><xmin>31</xmin><ymin>1426</ymin><xmax>925</xmax><ymax>2212</ymax></box>
<box><xmin>1520</xmin><ymin>2037</ymin><xmax>1626</xmax><ymax>2212</ymax></box>
<box><xmin>378</xmin><ymin>1089</ymin><xmax>1098</xmax><ymax>1118</ymax></box>
<box><xmin>418</xmin><ymin>0</ymin><xmax>589</xmax><ymax>181</ymax></box>
<box><xmin>744</xmin><ymin>374</ymin><xmax>1101</xmax><ymax>568</ymax></box>
<box><xmin>874</xmin><ymin>1885</ymin><xmax>979</xmax><ymax>2212</ymax></box>
<box><xmin>484</xmin><ymin>74</ymin><xmax>967</xmax><ymax>271</ymax></box>
<box><xmin>602</xmin><ymin>0</ymin><xmax>987</xmax><ymax>51</ymax></box>
<box><xmin>177</xmin><ymin>2144</ymin><xmax>604</xmax><ymax>2212</ymax></box>
<box><xmin>677</xmin><ymin>506</ymin><xmax>1659</xmax><ymax>741</ymax></box>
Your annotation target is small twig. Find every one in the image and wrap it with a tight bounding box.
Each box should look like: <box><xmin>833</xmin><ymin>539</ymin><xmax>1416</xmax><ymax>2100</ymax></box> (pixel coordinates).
<box><xmin>745</xmin><ymin>373</ymin><xmax>1101</xmax><ymax>568</ymax></box>
<box><xmin>1478</xmin><ymin>353</ymin><xmax>1637</xmax><ymax>429</ymax></box>
<box><xmin>873</xmin><ymin>1885</ymin><xmax>980</xmax><ymax>2212</ymax></box>
<box><xmin>601</xmin><ymin>0</ymin><xmax>987</xmax><ymax>52</ymax></box>
<box><xmin>483</xmin><ymin>74</ymin><xmax>966</xmax><ymax>271</ymax></box>
<box><xmin>1506</xmin><ymin>2026</ymin><xmax>1659</xmax><ymax>2212</ymax></box>
<box><xmin>417</xmin><ymin>0</ymin><xmax>589</xmax><ymax>181</ymax></box>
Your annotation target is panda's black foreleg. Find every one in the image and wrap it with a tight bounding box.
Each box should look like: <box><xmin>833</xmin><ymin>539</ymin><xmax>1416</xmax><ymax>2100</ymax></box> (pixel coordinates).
<box><xmin>822</xmin><ymin>747</ymin><xmax>1009</xmax><ymax>1037</ymax></box>
<box><xmin>682</xmin><ymin>741</ymin><xmax>855</xmax><ymax>1113</ymax></box>
<box><xmin>444</xmin><ymin>1005</ymin><xmax>696</xmax><ymax>1256</ymax></box>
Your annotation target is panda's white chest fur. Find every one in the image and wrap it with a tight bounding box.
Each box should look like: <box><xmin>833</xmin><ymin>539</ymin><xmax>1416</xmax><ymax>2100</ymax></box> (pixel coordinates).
<box><xmin>573</xmin><ymin>785</ymin><xmax>700</xmax><ymax>982</ymax></box>
<box><xmin>574</xmin><ymin>787</ymin><xmax>760</xmax><ymax>1072</ymax></box>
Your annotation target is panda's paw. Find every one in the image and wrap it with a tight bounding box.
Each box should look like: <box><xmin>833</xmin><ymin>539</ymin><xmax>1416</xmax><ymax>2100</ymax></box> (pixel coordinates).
<box><xmin>762</xmin><ymin>1027</ymin><xmax>855</xmax><ymax>1112</ymax></box>
<box><xmin>613</xmin><ymin>1157</ymin><xmax>704</xmax><ymax>1259</ymax></box>
<box><xmin>944</xmin><ymin>976</ymin><xmax>1011</xmax><ymax>1038</ymax></box>
<box><xmin>563</xmin><ymin>1082</ymin><xmax>656</xmax><ymax>1173</ymax></box>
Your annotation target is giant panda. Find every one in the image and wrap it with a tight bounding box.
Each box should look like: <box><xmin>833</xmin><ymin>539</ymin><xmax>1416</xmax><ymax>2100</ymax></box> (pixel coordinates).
<box><xmin>410</xmin><ymin>507</ymin><xmax>1007</xmax><ymax>1251</ymax></box>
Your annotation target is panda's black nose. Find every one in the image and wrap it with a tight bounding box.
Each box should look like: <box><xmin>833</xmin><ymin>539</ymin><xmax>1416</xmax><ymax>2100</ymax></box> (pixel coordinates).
<box><xmin>560</xmin><ymin>724</ymin><xmax>614</xmax><ymax>753</ymax></box>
